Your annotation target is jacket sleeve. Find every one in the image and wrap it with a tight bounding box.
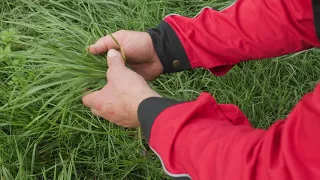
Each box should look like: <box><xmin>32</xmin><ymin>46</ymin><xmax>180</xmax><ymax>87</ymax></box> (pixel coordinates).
<box><xmin>138</xmin><ymin>83</ymin><xmax>320</xmax><ymax>180</ymax></box>
<box><xmin>147</xmin><ymin>0</ymin><xmax>320</xmax><ymax>75</ymax></box>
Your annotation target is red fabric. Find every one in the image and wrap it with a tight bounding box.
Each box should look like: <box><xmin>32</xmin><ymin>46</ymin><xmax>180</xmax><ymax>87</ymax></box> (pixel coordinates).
<box><xmin>149</xmin><ymin>0</ymin><xmax>320</xmax><ymax>179</ymax></box>
<box><xmin>150</xmin><ymin>84</ymin><xmax>320</xmax><ymax>180</ymax></box>
<box><xmin>164</xmin><ymin>0</ymin><xmax>320</xmax><ymax>76</ymax></box>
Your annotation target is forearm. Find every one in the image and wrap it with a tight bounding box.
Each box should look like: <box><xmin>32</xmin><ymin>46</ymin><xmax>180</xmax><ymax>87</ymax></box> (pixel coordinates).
<box><xmin>148</xmin><ymin>0</ymin><xmax>320</xmax><ymax>75</ymax></box>
<box><xmin>138</xmin><ymin>84</ymin><xmax>320</xmax><ymax>180</ymax></box>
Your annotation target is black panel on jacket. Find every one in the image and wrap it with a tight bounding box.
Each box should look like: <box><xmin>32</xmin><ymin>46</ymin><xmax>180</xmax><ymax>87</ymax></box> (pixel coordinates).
<box><xmin>313</xmin><ymin>0</ymin><xmax>320</xmax><ymax>40</ymax></box>
<box><xmin>137</xmin><ymin>97</ymin><xmax>184</xmax><ymax>142</ymax></box>
<box><xmin>147</xmin><ymin>20</ymin><xmax>191</xmax><ymax>74</ymax></box>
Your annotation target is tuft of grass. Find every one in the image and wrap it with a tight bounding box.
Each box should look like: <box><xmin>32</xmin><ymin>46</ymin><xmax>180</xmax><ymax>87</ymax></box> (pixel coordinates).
<box><xmin>1</xmin><ymin>0</ymin><xmax>319</xmax><ymax>179</ymax></box>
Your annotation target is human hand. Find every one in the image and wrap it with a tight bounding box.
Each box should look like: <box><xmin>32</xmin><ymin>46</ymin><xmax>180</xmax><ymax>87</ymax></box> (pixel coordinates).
<box><xmin>82</xmin><ymin>49</ymin><xmax>161</xmax><ymax>128</ymax></box>
<box><xmin>87</xmin><ymin>30</ymin><xmax>163</xmax><ymax>81</ymax></box>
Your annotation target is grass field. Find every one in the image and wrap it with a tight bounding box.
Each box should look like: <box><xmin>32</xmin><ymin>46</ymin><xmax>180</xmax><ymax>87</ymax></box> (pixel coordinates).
<box><xmin>1</xmin><ymin>0</ymin><xmax>320</xmax><ymax>179</ymax></box>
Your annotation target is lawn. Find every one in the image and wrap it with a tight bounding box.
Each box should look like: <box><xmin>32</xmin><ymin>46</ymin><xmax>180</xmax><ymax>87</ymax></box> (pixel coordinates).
<box><xmin>1</xmin><ymin>0</ymin><xmax>320</xmax><ymax>179</ymax></box>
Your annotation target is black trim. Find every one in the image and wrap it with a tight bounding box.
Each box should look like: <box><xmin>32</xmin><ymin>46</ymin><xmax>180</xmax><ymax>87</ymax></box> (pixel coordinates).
<box><xmin>313</xmin><ymin>0</ymin><xmax>320</xmax><ymax>40</ymax></box>
<box><xmin>147</xmin><ymin>21</ymin><xmax>191</xmax><ymax>74</ymax></box>
<box><xmin>137</xmin><ymin>97</ymin><xmax>184</xmax><ymax>142</ymax></box>
<box><xmin>173</xmin><ymin>177</ymin><xmax>191</xmax><ymax>180</ymax></box>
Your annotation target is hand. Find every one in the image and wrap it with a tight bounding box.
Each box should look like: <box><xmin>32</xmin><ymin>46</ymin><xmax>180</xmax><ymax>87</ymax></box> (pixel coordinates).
<box><xmin>88</xmin><ymin>30</ymin><xmax>163</xmax><ymax>81</ymax></box>
<box><xmin>82</xmin><ymin>49</ymin><xmax>161</xmax><ymax>128</ymax></box>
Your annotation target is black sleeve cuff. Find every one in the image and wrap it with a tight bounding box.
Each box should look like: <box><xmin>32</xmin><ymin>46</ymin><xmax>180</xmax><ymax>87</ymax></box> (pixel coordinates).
<box><xmin>147</xmin><ymin>20</ymin><xmax>191</xmax><ymax>74</ymax></box>
<box><xmin>137</xmin><ymin>97</ymin><xmax>184</xmax><ymax>142</ymax></box>
<box><xmin>313</xmin><ymin>0</ymin><xmax>320</xmax><ymax>40</ymax></box>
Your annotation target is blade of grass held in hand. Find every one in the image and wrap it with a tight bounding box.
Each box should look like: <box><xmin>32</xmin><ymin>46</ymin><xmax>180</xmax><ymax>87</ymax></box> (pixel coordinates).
<box><xmin>110</xmin><ymin>34</ymin><xmax>126</xmax><ymax>63</ymax></box>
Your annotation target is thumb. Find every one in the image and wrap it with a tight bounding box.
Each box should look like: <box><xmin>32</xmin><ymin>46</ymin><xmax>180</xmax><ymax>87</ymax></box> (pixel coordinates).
<box><xmin>107</xmin><ymin>49</ymin><xmax>125</xmax><ymax>68</ymax></box>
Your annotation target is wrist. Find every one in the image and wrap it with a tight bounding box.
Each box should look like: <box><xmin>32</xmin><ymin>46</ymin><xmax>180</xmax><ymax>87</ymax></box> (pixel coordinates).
<box><xmin>147</xmin><ymin>32</ymin><xmax>164</xmax><ymax>76</ymax></box>
<box><xmin>147</xmin><ymin>20</ymin><xmax>191</xmax><ymax>74</ymax></box>
<box><xmin>137</xmin><ymin>96</ymin><xmax>184</xmax><ymax>142</ymax></box>
<box><xmin>133</xmin><ymin>90</ymin><xmax>161</xmax><ymax>123</ymax></box>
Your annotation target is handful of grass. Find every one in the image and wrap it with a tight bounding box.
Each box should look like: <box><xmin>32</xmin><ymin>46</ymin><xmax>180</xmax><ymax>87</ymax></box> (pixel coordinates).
<box><xmin>0</xmin><ymin>0</ymin><xmax>171</xmax><ymax>179</ymax></box>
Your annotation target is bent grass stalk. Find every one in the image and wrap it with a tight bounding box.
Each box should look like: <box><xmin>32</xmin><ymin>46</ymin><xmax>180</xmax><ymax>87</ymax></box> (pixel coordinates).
<box><xmin>110</xmin><ymin>34</ymin><xmax>126</xmax><ymax>63</ymax></box>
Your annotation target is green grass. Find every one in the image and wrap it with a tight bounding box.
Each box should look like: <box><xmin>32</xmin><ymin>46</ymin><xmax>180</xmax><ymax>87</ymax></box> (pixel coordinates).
<box><xmin>0</xmin><ymin>0</ymin><xmax>320</xmax><ymax>179</ymax></box>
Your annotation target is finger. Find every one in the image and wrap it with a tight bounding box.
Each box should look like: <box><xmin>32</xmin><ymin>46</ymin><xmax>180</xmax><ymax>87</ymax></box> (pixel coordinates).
<box><xmin>82</xmin><ymin>91</ymin><xmax>102</xmax><ymax>110</ymax></box>
<box><xmin>107</xmin><ymin>49</ymin><xmax>125</xmax><ymax>68</ymax></box>
<box><xmin>129</xmin><ymin>63</ymin><xmax>160</xmax><ymax>81</ymax></box>
<box><xmin>91</xmin><ymin>108</ymin><xmax>103</xmax><ymax>117</ymax></box>
<box><xmin>88</xmin><ymin>32</ymin><xmax>123</xmax><ymax>55</ymax></box>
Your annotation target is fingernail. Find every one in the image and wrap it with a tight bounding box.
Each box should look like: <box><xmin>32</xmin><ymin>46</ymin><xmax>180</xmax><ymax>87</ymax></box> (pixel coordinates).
<box><xmin>86</xmin><ymin>46</ymin><xmax>90</xmax><ymax>52</ymax></box>
<box><xmin>108</xmin><ymin>49</ymin><xmax>118</xmax><ymax>58</ymax></box>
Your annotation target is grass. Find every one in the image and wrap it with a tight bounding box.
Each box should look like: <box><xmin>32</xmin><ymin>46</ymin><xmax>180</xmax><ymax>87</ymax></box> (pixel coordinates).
<box><xmin>0</xmin><ymin>0</ymin><xmax>320</xmax><ymax>179</ymax></box>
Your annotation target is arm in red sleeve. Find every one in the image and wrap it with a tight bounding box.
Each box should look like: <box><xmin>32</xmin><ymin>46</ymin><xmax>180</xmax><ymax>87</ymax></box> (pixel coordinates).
<box><xmin>148</xmin><ymin>0</ymin><xmax>320</xmax><ymax>75</ymax></box>
<box><xmin>138</xmin><ymin>83</ymin><xmax>320</xmax><ymax>180</ymax></box>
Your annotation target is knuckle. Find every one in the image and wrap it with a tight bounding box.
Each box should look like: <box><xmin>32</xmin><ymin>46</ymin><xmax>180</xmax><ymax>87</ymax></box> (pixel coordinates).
<box><xmin>82</xmin><ymin>94</ymin><xmax>92</xmax><ymax>107</ymax></box>
<box><xmin>95</xmin><ymin>102</ymin><xmax>103</xmax><ymax>111</ymax></box>
<box><xmin>81</xmin><ymin>96</ymin><xmax>87</xmax><ymax>105</ymax></box>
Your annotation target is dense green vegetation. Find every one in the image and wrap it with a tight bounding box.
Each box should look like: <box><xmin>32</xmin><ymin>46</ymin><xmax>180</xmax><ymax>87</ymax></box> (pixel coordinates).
<box><xmin>1</xmin><ymin>0</ymin><xmax>319</xmax><ymax>179</ymax></box>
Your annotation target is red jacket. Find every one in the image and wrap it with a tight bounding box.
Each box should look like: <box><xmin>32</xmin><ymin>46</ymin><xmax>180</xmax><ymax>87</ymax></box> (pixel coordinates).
<box><xmin>138</xmin><ymin>0</ymin><xmax>320</xmax><ymax>179</ymax></box>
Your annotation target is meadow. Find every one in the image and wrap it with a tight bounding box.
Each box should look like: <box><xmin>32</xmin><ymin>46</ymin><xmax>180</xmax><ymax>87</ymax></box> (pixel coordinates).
<box><xmin>1</xmin><ymin>0</ymin><xmax>320</xmax><ymax>179</ymax></box>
